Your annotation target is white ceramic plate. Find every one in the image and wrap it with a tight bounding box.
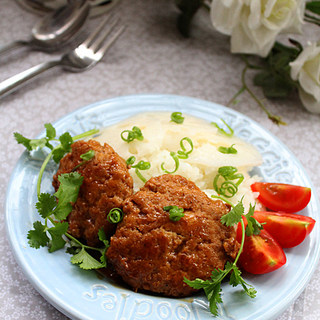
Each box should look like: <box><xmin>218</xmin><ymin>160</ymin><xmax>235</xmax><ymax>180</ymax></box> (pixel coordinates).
<box><xmin>5</xmin><ymin>94</ymin><xmax>320</xmax><ymax>320</ymax></box>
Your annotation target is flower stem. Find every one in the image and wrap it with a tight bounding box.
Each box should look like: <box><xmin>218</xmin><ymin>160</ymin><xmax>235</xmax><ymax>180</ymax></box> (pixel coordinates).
<box><xmin>228</xmin><ymin>58</ymin><xmax>286</xmax><ymax>126</ymax></box>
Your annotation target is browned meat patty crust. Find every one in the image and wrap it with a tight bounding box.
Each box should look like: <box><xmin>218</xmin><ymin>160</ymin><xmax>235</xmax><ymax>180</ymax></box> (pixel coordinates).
<box><xmin>107</xmin><ymin>174</ymin><xmax>239</xmax><ymax>297</ymax></box>
<box><xmin>52</xmin><ymin>139</ymin><xmax>133</xmax><ymax>246</ymax></box>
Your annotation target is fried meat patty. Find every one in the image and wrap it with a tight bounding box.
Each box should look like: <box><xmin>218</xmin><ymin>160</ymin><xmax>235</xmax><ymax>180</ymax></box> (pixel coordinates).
<box><xmin>52</xmin><ymin>139</ymin><xmax>133</xmax><ymax>246</ymax></box>
<box><xmin>107</xmin><ymin>174</ymin><xmax>239</xmax><ymax>297</ymax></box>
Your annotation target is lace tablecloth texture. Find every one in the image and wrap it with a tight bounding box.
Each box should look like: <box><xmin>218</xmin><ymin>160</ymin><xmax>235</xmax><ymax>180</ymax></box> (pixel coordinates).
<box><xmin>1</xmin><ymin>0</ymin><xmax>319</xmax><ymax>319</ymax></box>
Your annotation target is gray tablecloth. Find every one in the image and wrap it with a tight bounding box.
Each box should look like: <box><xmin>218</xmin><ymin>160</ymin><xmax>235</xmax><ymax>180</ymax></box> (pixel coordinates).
<box><xmin>1</xmin><ymin>0</ymin><xmax>319</xmax><ymax>319</ymax></box>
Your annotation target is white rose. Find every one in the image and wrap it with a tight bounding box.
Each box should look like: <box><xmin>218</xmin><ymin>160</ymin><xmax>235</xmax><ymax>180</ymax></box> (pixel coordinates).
<box><xmin>290</xmin><ymin>42</ymin><xmax>320</xmax><ymax>114</ymax></box>
<box><xmin>210</xmin><ymin>0</ymin><xmax>305</xmax><ymax>57</ymax></box>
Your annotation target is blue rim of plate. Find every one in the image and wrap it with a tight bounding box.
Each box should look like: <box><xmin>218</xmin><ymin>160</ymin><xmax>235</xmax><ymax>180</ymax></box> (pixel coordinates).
<box><xmin>5</xmin><ymin>94</ymin><xmax>320</xmax><ymax>320</ymax></box>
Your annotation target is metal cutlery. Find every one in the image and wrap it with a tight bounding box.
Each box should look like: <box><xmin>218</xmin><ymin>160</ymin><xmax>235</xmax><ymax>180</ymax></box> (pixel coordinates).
<box><xmin>0</xmin><ymin>0</ymin><xmax>90</xmax><ymax>56</ymax></box>
<box><xmin>0</xmin><ymin>15</ymin><xmax>125</xmax><ymax>99</ymax></box>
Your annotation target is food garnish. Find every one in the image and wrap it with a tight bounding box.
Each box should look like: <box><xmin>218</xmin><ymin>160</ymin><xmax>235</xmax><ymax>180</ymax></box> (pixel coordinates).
<box><xmin>213</xmin><ymin>166</ymin><xmax>244</xmax><ymax>198</ymax></box>
<box><xmin>185</xmin><ymin>199</ymin><xmax>260</xmax><ymax>316</ymax></box>
<box><xmin>253</xmin><ymin>211</ymin><xmax>315</xmax><ymax>248</ymax></box>
<box><xmin>72</xmin><ymin>150</ymin><xmax>95</xmax><ymax>171</ymax></box>
<box><xmin>120</xmin><ymin>126</ymin><xmax>144</xmax><ymax>143</ymax></box>
<box><xmin>211</xmin><ymin>118</ymin><xmax>234</xmax><ymax>137</ymax></box>
<box><xmin>161</xmin><ymin>137</ymin><xmax>193</xmax><ymax>173</ymax></box>
<box><xmin>107</xmin><ymin>208</ymin><xmax>124</xmax><ymax>224</ymax></box>
<box><xmin>251</xmin><ymin>182</ymin><xmax>311</xmax><ymax>213</ymax></box>
<box><xmin>218</xmin><ymin>144</ymin><xmax>237</xmax><ymax>154</ymax></box>
<box><xmin>15</xmin><ymin>124</ymin><xmax>108</xmax><ymax>270</ymax></box>
<box><xmin>163</xmin><ymin>205</ymin><xmax>185</xmax><ymax>221</ymax></box>
<box><xmin>171</xmin><ymin>111</ymin><xmax>185</xmax><ymax>124</ymax></box>
<box><xmin>236</xmin><ymin>226</ymin><xmax>287</xmax><ymax>275</ymax></box>
<box><xmin>126</xmin><ymin>156</ymin><xmax>151</xmax><ymax>183</ymax></box>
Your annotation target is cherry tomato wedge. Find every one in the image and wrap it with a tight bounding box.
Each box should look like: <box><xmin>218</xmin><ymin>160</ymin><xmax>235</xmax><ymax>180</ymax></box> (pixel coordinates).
<box><xmin>236</xmin><ymin>222</ymin><xmax>286</xmax><ymax>274</ymax></box>
<box><xmin>251</xmin><ymin>182</ymin><xmax>311</xmax><ymax>213</ymax></box>
<box><xmin>253</xmin><ymin>211</ymin><xmax>315</xmax><ymax>248</ymax></box>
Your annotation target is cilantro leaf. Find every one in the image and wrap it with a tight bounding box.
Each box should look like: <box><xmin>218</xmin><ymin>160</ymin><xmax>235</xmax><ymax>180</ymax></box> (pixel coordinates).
<box><xmin>53</xmin><ymin>172</ymin><xmax>83</xmax><ymax>220</ymax></box>
<box><xmin>98</xmin><ymin>228</ymin><xmax>109</xmax><ymax>265</ymax></box>
<box><xmin>52</xmin><ymin>132</ymin><xmax>73</xmax><ymax>163</ymax></box>
<box><xmin>27</xmin><ymin>221</ymin><xmax>49</xmax><ymax>248</ymax></box>
<box><xmin>52</xmin><ymin>148</ymin><xmax>67</xmax><ymax>163</ymax></box>
<box><xmin>70</xmin><ymin>247</ymin><xmax>105</xmax><ymax>270</ymax></box>
<box><xmin>45</xmin><ymin>123</ymin><xmax>56</xmax><ymax>140</ymax></box>
<box><xmin>14</xmin><ymin>132</ymin><xmax>32</xmax><ymax>151</ymax></box>
<box><xmin>47</xmin><ymin>222</ymin><xmax>69</xmax><ymax>253</ymax></box>
<box><xmin>245</xmin><ymin>203</ymin><xmax>264</xmax><ymax>236</ymax></box>
<box><xmin>220</xmin><ymin>200</ymin><xmax>244</xmax><ymax>227</ymax></box>
<box><xmin>229</xmin><ymin>264</ymin><xmax>257</xmax><ymax>298</ymax></box>
<box><xmin>35</xmin><ymin>193</ymin><xmax>57</xmax><ymax>219</ymax></box>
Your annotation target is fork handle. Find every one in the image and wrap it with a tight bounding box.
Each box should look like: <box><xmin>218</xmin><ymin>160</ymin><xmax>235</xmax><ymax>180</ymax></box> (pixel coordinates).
<box><xmin>0</xmin><ymin>40</ymin><xmax>29</xmax><ymax>56</ymax></box>
<box><xmin>0</xmin><ymin>60</ymin><xmax>61</xmax><ymax>99</ymax></box>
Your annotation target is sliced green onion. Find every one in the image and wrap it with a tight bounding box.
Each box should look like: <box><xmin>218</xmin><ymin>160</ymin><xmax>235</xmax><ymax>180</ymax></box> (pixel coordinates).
<box><xmin>72</xmin><ymin>150</ymin><xmax>95</xmax><ymax>171</ymax></box>
<box><xmin>177</xmin><ymin>137</ymin><xmax>193</xmax><ymax>159</ymax></box>
<box><xmin>171</xmin><ymin>112</ymin><xmax>185</xmax><ymax>124</ymax></box>
<box><xmin>212</xmin><ymin>119</ymin><xmax>234</xmax><ymax>137</ymax></box>
<box><xmin>213</xmin><ymin>166</ymin><xmax>244</xmax><ymax>198</ymax></box>
<box><xmin>218</xmin><ymin>144</ymin><xmax>237</xmax><ymax>154</ymax></box>
<box><xmin>107</xmin><ymin>208</ymin><xmax>124</xmax><ymax>224</ymax></box>
<box><xmin>161</xmin><ymin>151</ymin><xmax>180</xmax><ymax>174</ymax></box>
<box><xmin>163</xmin><ymin>205</ymin><xmax>184</xmax><ymax>221</ymax></box>
<box><xmin>121</xmin><ymin>126</ymin><xmax>144</xmax><ymax>143</ymax></box>
<box><xmin>126</xmin><ymin>156</ymin><xmax>151</xmax><ymax>183</ymax></box>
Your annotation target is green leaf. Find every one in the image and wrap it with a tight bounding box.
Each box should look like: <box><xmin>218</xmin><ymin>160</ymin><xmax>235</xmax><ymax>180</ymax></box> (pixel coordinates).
<box><xmin>80</xmin><ymin>150</ymin><xmax>95</xmax><ymax>161</ymax></box>
<box><xmin>220</xmin><ymin>200</ymin><xmax>244</xmax><ymax>227</ymax></box>
<box><xmin>14</xmin><ymin>132</ymin><xmax>32</xmax><ymax>151</ymax></box>
<box><xmin>45</xmin><ymin>123</ymin><xmax>56</xmax><ymax>140</ymax></box>
<box><xmin>229</xmin><ymin>265</ymin><xmax>257</xmax><ymax>298</ymax></box>
<box><xmin>27</xmin><ymin>221</ymin><xmax>49</xmax><ymax>248</ymax></box>
<box><xmin>52</xmin><ymin>148</ymin><xmax>67</xmax><ymax>163</ymax></box>
<box><xmin>245</xmin><ymin>203</ymin><xmax>264</xmax><ymax>236</ymax></box>
<box><xmin>59</xmin><ymin>132</ymin><xmax>73</xmax><ymax>151</ymax></box>
<box><xmin>35</xmin><ymin>193</ymin><xmax>57</xmax><ymax>219</ymax></box>
<box><xmin>70</xmin><ymin>247</ymin><xmax>105</xmax><ymax>270</ymax></box>
<box><xmin>306</xmin><ymin>1</ymin><xmax>320</xmax><ymax>15</ymax></box>
<box><xmin>254</xmin><ymin>72</ymin><xmax>294</xmax><ymax>98</ymax></box>
<box><xmin>53</xmin><ymin>172</ymin><xmax>84</xmax><ymax>220</ymax></box>
<box><xmin>47</xmin><ymin>222</ymin><xmax>69</xmax><ymax>253</ymax></box>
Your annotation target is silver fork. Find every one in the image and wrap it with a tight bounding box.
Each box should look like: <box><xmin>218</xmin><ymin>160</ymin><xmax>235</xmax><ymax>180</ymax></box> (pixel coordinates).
<box><xmin>0</xmin><ymin>16</ymin><xmax>125</xmax><ymax>99</ymax></box>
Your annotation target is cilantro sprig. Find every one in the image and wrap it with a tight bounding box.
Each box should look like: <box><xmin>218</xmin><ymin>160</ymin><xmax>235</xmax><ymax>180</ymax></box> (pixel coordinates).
<box><xmin>16</xmin><ymin>124</ymin><xmax>109</xmax><ymax>270</ymax></box>
<box><xmin>185</xmin><ymin>198</ymin><xmax>263</xmax><ymax>317</ymax></box>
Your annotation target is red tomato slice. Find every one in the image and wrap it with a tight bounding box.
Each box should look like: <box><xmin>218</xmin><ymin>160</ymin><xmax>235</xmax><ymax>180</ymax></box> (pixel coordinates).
<box><xmin>236</xmin><ymin>222</ymin><xmax>286</xmax><ymax>274</ymax></box>
<box><xmin>251</xmin><ymin>182</ymin><xmax>311</xmax><ymax>213</ymax></box>
<box><xmin>253</xmin><ymin>211</ymin><xmax>315</xmax><ymax>248</ymax></box>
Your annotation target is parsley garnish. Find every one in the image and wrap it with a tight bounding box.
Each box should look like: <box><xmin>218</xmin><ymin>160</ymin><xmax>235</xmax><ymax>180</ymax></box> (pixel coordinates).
<box><xmin>171</xmin><ymin>112</ymin><xmax>185</xmax><ymax>124</ymax></box>
<box><xmin>185</xmin><ymin>198</ymin><xmax>262</xmax><ymax>316</ymax></box>
<box><xmin>16</xmin><ymin>124</ymin><xmax>109</xmax><ymax>270</ymax></box>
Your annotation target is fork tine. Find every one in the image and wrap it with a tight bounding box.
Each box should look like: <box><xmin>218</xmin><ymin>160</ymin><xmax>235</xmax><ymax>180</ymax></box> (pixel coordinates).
<box><xmin>90</xmin><ymin>17</ymin><xmax>121</xmax><ymax>53</ymax></box>
<box><xmin>82</xmin><ymin>14</ymin><xmax>113</xmax><ymax>48</ymax></box>
<box><xmin>97</xmin><ymin>25</ymin><xmax>126</xmax><ymax>56</ymax></box>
